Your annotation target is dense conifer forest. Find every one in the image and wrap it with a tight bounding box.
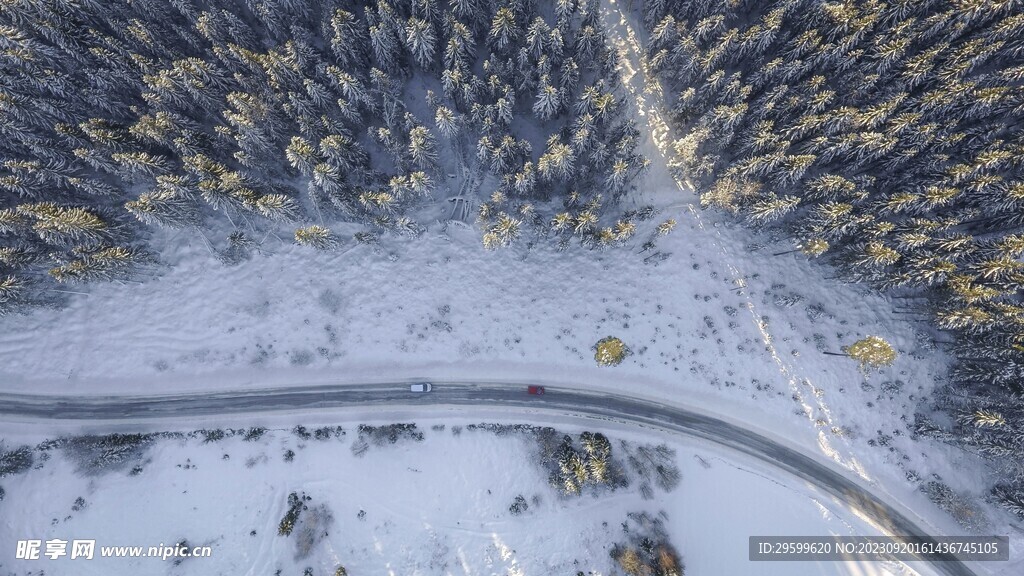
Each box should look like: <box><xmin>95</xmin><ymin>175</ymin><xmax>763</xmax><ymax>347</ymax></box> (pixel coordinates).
<box><xmin>0</xmin><ymin>0</ymin><xmax>649</xmax><ymax>300</ymax></box>
<box><xmin>1</xmin><ymin>0</ymin><xmax>1023</xmax><ymax>517</ymax></box>
<box><xmin>643</xmin><ymin>0</ymin><xmax>1024</xmax><ymax>514</ymax></box>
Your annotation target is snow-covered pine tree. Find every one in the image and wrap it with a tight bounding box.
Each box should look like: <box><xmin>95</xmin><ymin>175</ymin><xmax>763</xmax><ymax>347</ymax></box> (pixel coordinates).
<box><xmin>488</xmin><ymin>7</ymin><xmax>519</xmax><ymax>52</ymax></box>
<box><xmin>405</xmin><ymin>17</ymin><xmax>437</xmax><ymax>69</ymax></box>
<box><xmin>533</xmin><ymin>82</ymin><xmax>561</xmax><ymax>121</ymax></box>
<box><xmin>407</xmin><ymin>125</ymin><xmax>438</xmax><ymax>170</ymax></box>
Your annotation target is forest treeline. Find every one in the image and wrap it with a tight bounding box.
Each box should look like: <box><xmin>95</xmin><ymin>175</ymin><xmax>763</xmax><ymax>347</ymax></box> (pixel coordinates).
<box><xmin>0</xmin><ymin>0</ymin><xmax>653</xmax><ymax>308</ymax></box>
<box><xmin>643</xmin><ymin>0</ymin><xmax>1024</xmax><ymax>515</ymax></box>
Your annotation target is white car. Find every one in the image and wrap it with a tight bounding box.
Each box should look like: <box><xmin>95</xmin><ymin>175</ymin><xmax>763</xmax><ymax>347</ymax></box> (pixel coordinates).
<box><xmin>410</xmin><ymin>383</ymin><xmax>432</xmax><ymax>392</ymax></box>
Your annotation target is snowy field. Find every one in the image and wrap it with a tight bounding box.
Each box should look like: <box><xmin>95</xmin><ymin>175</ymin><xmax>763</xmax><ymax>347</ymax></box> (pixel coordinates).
<box><xmin>1</xmin><ymin>418</ymin><xmax>926</xmax><ymax>576</ymax></box>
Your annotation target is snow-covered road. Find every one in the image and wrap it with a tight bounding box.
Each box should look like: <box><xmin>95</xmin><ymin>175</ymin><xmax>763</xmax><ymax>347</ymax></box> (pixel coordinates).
<box><xmin>0</xmin><ymin>381</ymin><xmax>977</xmax><ymax>576</ymax></box>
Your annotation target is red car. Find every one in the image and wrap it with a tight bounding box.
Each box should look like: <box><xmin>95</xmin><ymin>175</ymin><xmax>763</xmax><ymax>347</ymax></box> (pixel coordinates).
<box><xmin>528</xmin><ymin>386</ymin><xmax>545</xmax><ymax>395</ymax></box>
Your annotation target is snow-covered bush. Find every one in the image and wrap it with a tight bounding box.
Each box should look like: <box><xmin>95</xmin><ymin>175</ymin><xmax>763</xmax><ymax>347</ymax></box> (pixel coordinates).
<box><xmin>242</xmin><ymin>427</ymin><xmax>267</xmax><ymax>441</ymax></box>
<box><xmin>623</xmin><ymin>442</ymin><xmax>681</xmax><ymax>500</ymax></box>
<box><xmin>352</xmin><ymin>423</ymin><xmax>423</xmax><ymax>456</ymax></box>
<box><xmin>0</xmin><ymin>445</ymin><xmax>33</xmax><ymax>478</ymax></box>
<box><xmin>313</xmin><ymin>426</ymin><xmax>345</xmax><ymax>441</ymax></box>
<box><xmin>545</xmin><ymin>432</ymin><xmax>627</xmax><ymax>496</ymax></box>
<box><xmin>610</xmin><ymin>512</ymin><xmax>685</xmax><ymax>576</ymax></box>
<box><xmin>63</xmin><ymin>433</ymin><xmax>155</xmax><ymax>475</ymax></box>
<box><xmin>199</xmin><ymin>429</ymin><xmax>227</xmax><ymax>443</ymax></box>
<box><xmin>921</xmin><ymin>481</ymin><xmax>987</xmax><ymax>531</ymax></box>
<box><xmin>278</xmin><ymin>491</ymin><xmax>310</xmax><ymax>537</ymax></box>
<box><xmin>594</xmin><ymin>336</ymin><xmax>629</xmax><ymax>366</ymax></box>
<box><xmin>843</xmin><ymin>336</ymin><xmax>897</xmax><ymax>372</ymax></box>
<box><xmin>508</xmin><ymin>494</ymin><xmax>529</xmax><ymax>515</ymax></box>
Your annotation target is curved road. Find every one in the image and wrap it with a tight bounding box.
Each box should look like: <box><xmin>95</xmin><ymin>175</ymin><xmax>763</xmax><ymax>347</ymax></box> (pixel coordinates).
<box><xmin>0</xmin><ymin>381</ymin><xmax>974</xmax><ymax>575</ymax></box>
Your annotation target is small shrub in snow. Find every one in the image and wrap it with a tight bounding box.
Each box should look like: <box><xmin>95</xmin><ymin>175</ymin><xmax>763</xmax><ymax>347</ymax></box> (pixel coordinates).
<box><xmin>623</xmin><ymin>442</ymin><xmax>681</xmax><ymax>498</ymax></box>
<box><xmin>313</xmin><ymin>426</ymin><xmax>345</xmax><ymax>440</ymax></box>
<box><xmin>334</xmin><ymin>567</ymin><xmax>348</xmax><ymax>576</ymax></box>
<box><xmin>293</xmin><ymin>425</ymin><xmax>312</xmax><ymax>440</ymax></box>
<box><xmin>594</xmin><ymin>336</ymin><xmax>629</xmax><ymax>366</ymax></box>
<box><xmin>616</xmin><ymin>547</ymin><xmax>646</xmax><ymax>575</ymax></box>
<box><xmin>288</xmin><ymin>348</ymin><xmax>311</xmax><ymax>364</ymax></box>
<box><xmin>880</xmin><ymin>380</ymin><xmax>904</xmax><ymax>396</ymax></box>
<box><xmin>243</xmin><ymin>427</ymin><xmax>267</xmax><ymax>441</ymax></box>
<box><xmin>353</xmin><ymin>231</ymin><xmax>378</xmax><ymax>244</ymax></box>
<box><xmin>799</xmin><ymin>238</ymin><xmax>829</xmax><ymax>257</ymax></box>
<box><xmin>64</xmin><ymin>433</ymin><xmax>155</xmax><ymax>475</ymax></box>
<box><xmin>278</xmin><ymin>492</ymin><xmax>310</xmax><ymax>536</ymax></box>
<box><xmin>0</xmin><ymin>445</ymin><xmax>33</xmax><ymax>477</ymax></box>
<box><xmin>509</xmin><ymin>495</ymin><xmax>529</xmax><ymax>515</ymax></box>
<box><xmin>199</xmin><ymin>429</ymin><xmax>226</xmax><ymax>443</ymax></box>
<box><xmin>611</xmin><ymin>512</ymin><xmax>685</xmax><ymax>575</ymax></box>
<box><xmin>843</xmin><ymin>336</ymin><xmax>897</xmax><ymax>371</ymax></box>
<box><xmin>922</xmin><ymin>481</ymin><xmax>988</xmax><ymax>531</ymax></box>
<box><xmin>467</xmin><ymin>423</ymin><xmax>544</xmax><ymax>435</ymax></box>
<box><xmin>170</xmin><ymin>538</ymin><xmax>191</xmax><ymax>567</ymax></box>
<box><xmin>612</xmin><ymin>537</ymin><xmax>684</xmax><ymax>575</ymax></box>
<box><xmin>773</xmin><ymin>293</ymin><xmax>803</xmax><ymax>308</ymax></box>
<box><xmin>352</xmin><ymin>424</ymin><xmax>423</xmax><ymax>455</ymax></box>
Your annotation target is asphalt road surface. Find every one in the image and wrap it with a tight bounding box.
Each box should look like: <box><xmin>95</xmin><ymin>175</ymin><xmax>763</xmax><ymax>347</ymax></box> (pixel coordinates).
<box><xmin>0</xmin><ymin>381</ymin><xmax>976</xmax><ymax>575</ymax></box>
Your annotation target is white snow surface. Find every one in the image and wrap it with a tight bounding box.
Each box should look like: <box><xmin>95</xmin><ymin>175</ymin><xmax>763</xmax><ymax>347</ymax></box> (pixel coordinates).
<box><xmin>0</xmin><ymin>2</ymin><xmax>1019</xmax><ymax>575</ymax></box>
<box><xmin>1</xmin><ymin>420</ymin><xmax>921</xmax><ymax>576</ymax></box>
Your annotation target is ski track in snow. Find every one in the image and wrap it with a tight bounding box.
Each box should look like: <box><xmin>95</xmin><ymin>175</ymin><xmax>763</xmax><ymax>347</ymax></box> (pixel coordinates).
<box><xmin>602</xmin><ymin>0</ymin><xmax>870</xmax><ymax>482</ymax></box>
